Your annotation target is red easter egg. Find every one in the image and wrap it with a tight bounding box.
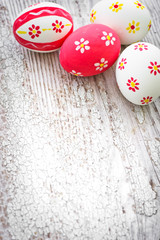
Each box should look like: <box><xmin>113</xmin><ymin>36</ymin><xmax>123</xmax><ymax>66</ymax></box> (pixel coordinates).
<box><xmin>13</xmin><ymin>2</ymin><xmax>73</xmax><ymax>52</ymax></box>
<box><xmin>59</xmin><ymin>24</ymin><xmax>121</xmax><ymax>77</ymax></box>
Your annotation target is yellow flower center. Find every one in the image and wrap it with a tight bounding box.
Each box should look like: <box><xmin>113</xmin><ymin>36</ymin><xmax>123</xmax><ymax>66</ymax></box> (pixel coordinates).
<box><xmin>74</xmin><ymin>74</ymin><xmax>78</xmax><ymax>76</ymax></box>
<box><xmin>144</xmin><ymin>99</ymin><xmax>149</xmax><ymax>103</ymax></box>
<box><xmin>32</xmin><ymin>29</ymin><xmax>36</xmax><ymax>34</ymax></box>
<box><xmin>153</xmin><ymin>65</ymin><xmax>158</xmax><ymax>71</ymax></box>
<box><xmin>100</xmin><ymin>63</ymin><xmax>104</xmax><ymax>68</ymax></box>
<box><xmin>107</xmin><ymin>35</ymin><xmax>111</xmax><ymax>40</ymax></box>
<box><xmin>56</xmin><ymin>24</ymin><xmax>60</xmax><ymax>28</ymax></box>
<box><xmin>139</xmin><ymin>45</ymin><xmax>143</xmax><ymax>48</ymax></box>
<box><xmin>120</xmin><ymin>62</ymin><xmax>124</xmax><ymax>67</ymax></box>
<box><xmin>131</xmin><ymin>82</ymin><xmax>135</xmax><ymax>88</ymax></box>
<box><xmin>80</xmin><ymin>44</ymin><xmax>84</xmax><ymax>48</ymax></box>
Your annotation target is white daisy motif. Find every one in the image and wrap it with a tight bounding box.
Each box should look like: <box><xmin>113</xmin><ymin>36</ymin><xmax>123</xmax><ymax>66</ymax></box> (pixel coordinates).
<box><xmin>101</xmin><ymin>31</ymin><xmax>116</xmax><ymax>46</ymax></box>
<box><xmin>94</xmin><ymin>58</ymin><xmax>108</xmax><ymax>71</ymax></box>
<box><xmin>70</xmin><ymin>70</ymin><xmax>83</xmax><ymax>76</ymax></box>
<box><xmin>74</xmin><ymin>38</ymin><xmax>90</xmax><ymax>53</ymax></box>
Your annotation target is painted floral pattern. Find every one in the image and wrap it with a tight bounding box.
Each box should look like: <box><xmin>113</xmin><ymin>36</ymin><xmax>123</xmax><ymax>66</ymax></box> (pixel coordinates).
<box><xmin>90</xmin><ymin>9</ymin><xmax>96</xmax><ymax>23</ymax></box>
<box><xmin>148</xmin><ymin>62</ymin><xmax>160</xmax><ymax>75</ymax></box>
<box><xmin>141</xmin><ymin>96</ymin><xmax>153</xmax><ymax>104</ymax></box>
<box><xmin>101</xmin><ymin>31</ymin><xmax>116</xmax><ymax>46</ymax></box>
<box><xmin>127</xmin><ymin>77</ymin><xmax>139</xmax><ymax>92</ymax></box>
<box><xmin>126</xmin><ymin>21</ymin><xmax>140</xmax><ymax>33</ymax></box>
<box><xmin>74</xmin><ymin>38</ymin><xmax>90</xmax><ymax>54</ymax></box>
<box><xmin>148</xmin><ymin>20</ymin><xmax>151</xmax><ymax>31</ymax></box>
<box><xmin>70</xmin><ymin>70</ymin><xmax>83</xmax><ymax>76</ymax></box>
<box><xmin>28</xmin><ymin>24</ymin><xmax>41</xmax><ymax>39</ymax></box>
<box><xmin>134</xmin><ymin>43</ymin><xmax>148</xmax><ymax>51</ymax></box>
<box><xmin>134</xmin><ymin>1</ymin><xmax>145</xmax><ymax>9</ymax></box>
<box><xmin>94</xmin><ymin>58</ymin><xmax>108</xmax><ymax>71</ymax></box>
<box><xmin>118</xmin><ymin>58</ymin><xmax>127</xmax><ymax>70</ymax></box>
<box><xmin>109</xmin><ymin>2</ymin><xmax>123</xmax><ymax>12</ymax></box>
<box><xmin>52</xmin><ymin>20</ymin><xmax>64</xmax><ymax>33</ymax></box>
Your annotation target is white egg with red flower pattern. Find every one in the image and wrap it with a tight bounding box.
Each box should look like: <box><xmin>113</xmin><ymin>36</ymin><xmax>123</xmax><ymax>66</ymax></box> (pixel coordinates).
<box><xmin>13</xmin><ymin>2</ymin><xmax>73</xmax><ymax>52</ymax></box>
<box><xmin>90</xmin><ymin>0</ymin><xmax>151</xmax><ymax>45</ymax></box>
<box><xmin>59</xmin><ymin>24</ymin><xmax>121</xmax><ymax>77</ymax></box>
<box><xmin>116</xmin><ymin>42</ymin><xmax>160</xmax><ymax>105</ymax></box>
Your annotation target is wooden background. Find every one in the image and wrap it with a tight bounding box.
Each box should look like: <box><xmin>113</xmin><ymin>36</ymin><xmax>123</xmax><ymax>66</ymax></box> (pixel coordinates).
<box><xmin>0</xmin><ymin>0</ymin><xmax>160</xmax><ymax>239</ymax></box>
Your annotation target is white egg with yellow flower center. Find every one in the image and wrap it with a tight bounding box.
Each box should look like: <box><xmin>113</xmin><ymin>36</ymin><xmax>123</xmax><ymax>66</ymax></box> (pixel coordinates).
<box><xmin>13</xmin><ymin>2</ymin><xmax>74</xmax><ymax>52</ymax></box>
<box><xmin>90</xmin><ymin>0</ymin><xmax>151</xmax><ymax>45</ymax></box>
<box><xmin>116</xmin><ymin>42</ymin><xmax>160</xmax><ymax>105</ymax></box>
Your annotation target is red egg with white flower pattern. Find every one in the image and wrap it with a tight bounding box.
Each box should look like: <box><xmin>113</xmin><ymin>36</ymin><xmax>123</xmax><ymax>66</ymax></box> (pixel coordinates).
<box><xmin>59</xmin><ymin>24</ymin><xmax>121</xmax><ymax>77</ymax></box>
<box><xmin>13</xmin><ymin>2</ymin><xmax>73</xmax><ymax>52</ymax></box>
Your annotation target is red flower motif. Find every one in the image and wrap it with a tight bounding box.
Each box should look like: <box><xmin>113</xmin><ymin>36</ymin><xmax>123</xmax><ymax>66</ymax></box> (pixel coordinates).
<box><xmin>118</xmin><ymin>58</ymin><xmax>127</xmax><ymax>70</ymax></box>
<box><xmin>141</xmin><ymin>96</ymin><xmax>153</xmax><ymax>105</ymax></box>
<box><xmin>127</xmin><ymin>77</ymin><xmax>139</xmax><ymax>92</ymax></box>
<box><xmin>134</xmin><ymin>43</ymin><xmax>148</xmax><ymax>51</ymax></box>
<box><xmin>148</xmin><ymin>61</ymin><xmax>160</xmax><ymax>75</ymax></box>
<box><xmin>28</xmin><ymin>24</ymin><xmax>41</xmax><ymax>39</ymax></box>
<box><xmin>52</xmin><ymin>20</ymin><xmax>64</xmax><ymax>33</ymax></box>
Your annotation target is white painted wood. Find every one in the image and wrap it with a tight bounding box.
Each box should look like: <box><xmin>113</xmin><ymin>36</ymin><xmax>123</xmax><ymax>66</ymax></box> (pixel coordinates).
<box><xmin>0</xmin><ymin>0</ymin><xmax>160</xmax><ymax>239</ymax></box>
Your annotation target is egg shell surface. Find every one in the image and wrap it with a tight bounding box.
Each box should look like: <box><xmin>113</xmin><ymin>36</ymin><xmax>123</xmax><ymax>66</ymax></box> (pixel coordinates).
<box><xmin>116</xmin><ymin>42</ymin><xmax>160</xmax><ymax>105</ymax></box>
<box><xmin>90</xmin><ymin>0</ymin><xmax>151</xmax><ymax>45</ymax></box>
<box><xmin>59</xmin><ymin>24</ymin><xmax>121</xmax><ymax>77</ymax></box>
<box><xmin>13</xmin><ymin>2</ymin><xmax>73</xmax><ymax>52</ymax></box>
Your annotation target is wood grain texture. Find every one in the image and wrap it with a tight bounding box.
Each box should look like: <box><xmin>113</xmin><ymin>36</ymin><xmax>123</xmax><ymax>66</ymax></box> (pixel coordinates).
<box><xmin>0</xmin><ymin>0</ymin><xmax>160</xmax><ymax>239</ymax></box>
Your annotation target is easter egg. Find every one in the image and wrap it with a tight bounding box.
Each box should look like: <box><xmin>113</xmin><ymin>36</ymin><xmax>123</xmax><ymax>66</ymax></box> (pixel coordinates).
<box><xmin>116</xmin><ymin>42</ymin><xmax>160</xmax><ymax>105</ymax></box>
<box><xmin>59</xmin><ymin>24</ymin><xmax>121</xmax><ymax>77</ymax></box>
<box><xmin>90</xmin><ymin>0</ymin><xmax>151</xmax><ymax>45</ymax></box>
<box><xmin>13</xmin><ymin>2</ymin><xmax>73</xmax><ymax>52</ymax></box>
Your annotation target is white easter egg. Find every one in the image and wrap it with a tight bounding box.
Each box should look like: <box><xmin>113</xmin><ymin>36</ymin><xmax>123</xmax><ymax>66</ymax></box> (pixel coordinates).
<box><xmin>13</xmin><ymin>2</ymin><xmax>73</xmax><ymax>52</ymax></box>
<box><xmin>90</xmin><ymin>0</ymin><xmax>151</xmax><ymax>45</ymax></box>
<box><xmin>116</xmin><ymin>42</ymin><xmax>160</xmax><ymax>105</ymax></box>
